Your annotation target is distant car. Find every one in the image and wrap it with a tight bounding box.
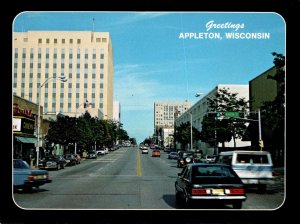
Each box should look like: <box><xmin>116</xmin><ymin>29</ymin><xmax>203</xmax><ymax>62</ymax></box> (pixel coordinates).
<box><xmin>177</xmin><ymin>151</ymin><xmax>195</xmax><ymax>168</ymax></box>
<box><xmin>86</xmin><ymin>151</ymin><xmax>98</xmax><ymax>159</ymax></box>
<box><xmin>142</xmin><ymin>148</ymin><xmax>149</xmax><ymax>154</ymax></box>
<box><xmin>96</xmin><ymin>148</ymin><xmax>108</xmax><ymax>156</ymax></box>
<box><xmin>64</xmin><ymin>154</ymin><xmax>77</xmax><ymax>165</ymax></box>
<box><xmin>152</xmin><ymin>149</ymin><xmax>161</xmax><ymax>157</ymax></box>
<box><xmin>38</xmin><ymin>155</ymin><xmax>67</xmax><ymax>170</ymax></box>
<box><xmin>168</xmin><ymin>152</ymin><xmax>178</xmax><ymax>159</ymax></box>
<box><xmin>175</xmin><ymin>164</ymin><xmax>246</xmax><ymax>208</ymax></box>
<box><xmin>14</xmin><ymin>159</ymin><xmax>52</xmax><ymax>191</ymax></box>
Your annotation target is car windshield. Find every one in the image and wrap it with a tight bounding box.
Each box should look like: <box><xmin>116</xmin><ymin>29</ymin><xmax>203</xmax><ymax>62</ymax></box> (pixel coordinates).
<box><xmin>183</xmin><ymin>152</ymin><xmax>194</xmax><ymax>157</ymax></box>
<box><xmin>14</xmin><ymin>160</ymin><xmax>30</xmax><ymax>169</ymax></box>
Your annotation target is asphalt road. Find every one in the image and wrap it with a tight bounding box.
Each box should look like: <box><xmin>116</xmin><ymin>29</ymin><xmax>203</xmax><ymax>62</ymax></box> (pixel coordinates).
<box><xmin>13</xmin><ymin>147</ymin><xmax>285</xmax><ymax>210</ymax></box>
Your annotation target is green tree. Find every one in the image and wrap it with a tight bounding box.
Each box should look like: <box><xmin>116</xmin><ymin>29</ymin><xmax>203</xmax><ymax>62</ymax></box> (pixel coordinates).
<box><xmin>200</xmin><ymin>88</ymin><xmax>249</xmax><ymax>148</ymax></box>
<box><xmin>260</xmin><ymin>52</ymin><xmax>285</xmax><ymax>165</ymax></box>
<box><xmin>174</xmin><ymin>122</ymin><xmax>201</xmax><ymax>150</ymax></box>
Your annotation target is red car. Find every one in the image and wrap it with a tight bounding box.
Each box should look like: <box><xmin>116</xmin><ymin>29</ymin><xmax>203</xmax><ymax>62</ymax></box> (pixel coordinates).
<box><xmin>152</xmin><ymin>150</ymin><xmax>161</xmax><ymax>157</ymax></box>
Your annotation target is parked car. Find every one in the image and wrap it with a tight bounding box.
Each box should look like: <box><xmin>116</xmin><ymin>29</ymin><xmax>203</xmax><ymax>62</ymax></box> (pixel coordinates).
<box><xmin>175</xmin><ymin>163</ymin><xmax>246</xmax><ymax>208</ymax></box>
<box><xmin>38</xmin><ymin>155</ymin><xmax>67</xmax><ymax>170</ymax></box>
<box><xmin>74</xmin><ymin>154</ymin><xmax>81</xmax><ymax>164</ymax></box>
<box><xmin>152</xmin><ymin>149</ymin><xmax>161</xmax><ymax>157</ymax></box>
<box><xmin>64</xmin><ymin>154</ymin><xmax>77</xmax><ymax>166</ymax></box>
<box><xmin>86</xmin><ymin>151</ymin><xmax>97</xmax><ymax>159</ymax></box>
<box><xmin>14</xmin><ymin>159</ymin><xmax>52</xmax><ymax>191</ymax></box>
<box><xmin>177</xmin><ymin>151</ymin><xmax>195</xmax><ymax>168</ymax></box>
<box><xmin>168</xmin><ymin>152</ymin><xmax>178</xmax><ymax>160</ymax></box>
<box><xmin>199</xmin><ymin>155</ymin><xmax>217</xmax><ymax>164</ymax></box>
<box><xmin>96</xmin><ymin>148</ymin><xmax>108</xmax><ymax>156</ymax></box>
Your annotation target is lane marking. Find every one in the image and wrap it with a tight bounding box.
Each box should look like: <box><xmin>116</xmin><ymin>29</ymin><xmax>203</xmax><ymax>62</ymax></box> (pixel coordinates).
<box><xmin>136</xmin><ymin>150</ymin><xmax>142</xmax><ymax>177</ymax></box>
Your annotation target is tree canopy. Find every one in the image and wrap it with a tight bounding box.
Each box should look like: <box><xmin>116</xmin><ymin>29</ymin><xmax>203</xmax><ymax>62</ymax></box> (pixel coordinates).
<box><xmin>200</xmin><ymin>88</ymin><xmax>249</xmax><ymax>148</ymax></box>
<box><xmin>45</xmin><ymin>111</ymin><xmax>129</xmax><ymax>152</ymax></box>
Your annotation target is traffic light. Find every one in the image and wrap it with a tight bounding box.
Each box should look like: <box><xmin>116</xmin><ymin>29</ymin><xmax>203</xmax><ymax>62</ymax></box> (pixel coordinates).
<box><xmin>259</xmin><ymin>140</ymin><xmax>264</xmax><ymax>148</ymax></box>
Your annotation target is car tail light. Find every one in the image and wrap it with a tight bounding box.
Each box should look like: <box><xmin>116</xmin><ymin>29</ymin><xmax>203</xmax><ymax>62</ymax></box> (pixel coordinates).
<box><xmin>192</xmin><ymin>189</ymin><xmax>210</xmax><ymax>195</ymax></box>
<box><xmin>27</xmin><ymin>175</ymin><xmax>37</xmax><ymax>181</ymax></box>
<box><xmin>225</xmin><ymin>188</ymin><xmax>245</xmax><ymax>195</ymax></box>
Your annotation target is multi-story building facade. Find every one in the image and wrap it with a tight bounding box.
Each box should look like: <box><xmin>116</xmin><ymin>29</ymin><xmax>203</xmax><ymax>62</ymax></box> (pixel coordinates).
<box><xmin>13</xmin><ymin>31</ymin><xmax>114</xmax><ymax>119</ymax></box>
<box><xmin>175</xmin><ymin>84</ymin><xmax>250</xmax><ymax>155</ymax></box>
<box><xmin>249</xmin><ymin>66</ymin><xmax>278</xmax><ymax>111</ymax></box>
<box><xmin>154</xmin><ymin>101</ymin><xmax>192</xmax><ymax>146</ymax></box>
<box><xmin>249</xmin><ymin>66</ymin><xmax>284</xmax><ymax>165</ymax></box>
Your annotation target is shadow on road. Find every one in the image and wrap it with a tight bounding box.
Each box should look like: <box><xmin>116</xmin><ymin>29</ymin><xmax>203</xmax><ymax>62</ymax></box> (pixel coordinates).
<box><xmin>162</xmin><ymin>194</ymin><xmax>233</xmax><ymax>209</ymax></box>
<box><xmin>13</xmin><ymin>187</ymin><xmax>49</xmax><ymax>194</ymax></box>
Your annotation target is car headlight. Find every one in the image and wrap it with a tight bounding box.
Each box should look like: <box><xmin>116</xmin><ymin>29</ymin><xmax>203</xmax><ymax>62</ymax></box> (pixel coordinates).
<box><xmin>185</xmin><ymin>157</ymin><xmax>191</xmax><ymax>163</ymax></box>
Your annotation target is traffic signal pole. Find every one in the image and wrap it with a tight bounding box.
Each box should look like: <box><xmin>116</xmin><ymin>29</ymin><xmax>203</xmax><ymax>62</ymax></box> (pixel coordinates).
<box><xmin>258</xmin><ymin>109</ymin><xmax>263</xmax><ymax>151</ymax></box>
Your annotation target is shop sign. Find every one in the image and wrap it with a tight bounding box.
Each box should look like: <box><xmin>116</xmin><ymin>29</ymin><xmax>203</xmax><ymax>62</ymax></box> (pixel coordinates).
<box><xmin>13</xmin><ymin>103</ymin><xmax>33</xmax><ymax>118</ymax></box>
<box><xmin>13</xmin><ymin>118</ymin><xmax>21</xmax><ymax>132</ymax></box>
<box><xmin>13</xmin><ymin>116</ymin><xmax>35</xmax><ymax>135</ymax></box>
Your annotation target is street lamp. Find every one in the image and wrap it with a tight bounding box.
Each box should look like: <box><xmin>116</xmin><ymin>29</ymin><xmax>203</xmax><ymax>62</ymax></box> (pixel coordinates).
<box><xmin>36</xmin><ymin>76</ymin><xmax>67</xmax><ymax>168</ymax></box>
<box><xmin>195</xmin><ymin>92</ymin><xmax>218</xmax><ymax>155</ymax></box>
<box><xmin>188</xmin><ymin>112</ymin><xmax>193</xmax><ymax>151</ymax></box>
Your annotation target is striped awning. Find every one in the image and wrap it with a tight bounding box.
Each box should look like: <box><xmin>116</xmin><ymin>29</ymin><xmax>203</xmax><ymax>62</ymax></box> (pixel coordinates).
<box><xmin>15</xmin><ymin>136</ymin><xmax>36</xmax><ymax>144</ymax></box>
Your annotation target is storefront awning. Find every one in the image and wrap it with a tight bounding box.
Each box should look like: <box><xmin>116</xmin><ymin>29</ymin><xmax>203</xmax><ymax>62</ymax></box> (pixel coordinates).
<box><xmin>15</xmin><ymin>136</ymin><xmax>37</xmax><ymax>144</ymax></box>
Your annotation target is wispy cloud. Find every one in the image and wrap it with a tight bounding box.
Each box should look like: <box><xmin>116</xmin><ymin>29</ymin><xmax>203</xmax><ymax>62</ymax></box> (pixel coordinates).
<box><xmin>114</xmin><ymin>63</ymin><xmax>187</xmax><ymax>112</ymax></box>
<box><xmin>111</xmin><ymin>12</ymin><xmax>170</xmax><ymax>26</ymax></box>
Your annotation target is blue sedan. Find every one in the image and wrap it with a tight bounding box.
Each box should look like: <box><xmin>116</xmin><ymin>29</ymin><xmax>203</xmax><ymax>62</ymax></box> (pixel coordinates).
<box><xmin>13</xmin><ymin>159</ymin><xmax>52</xmax><ymax>191</ymax></box>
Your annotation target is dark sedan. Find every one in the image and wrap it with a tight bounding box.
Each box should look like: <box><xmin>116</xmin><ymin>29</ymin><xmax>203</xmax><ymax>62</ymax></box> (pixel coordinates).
<box><xmin>39</xmin><ymin>155</ymin><xmax>67</xmax><ymax>170</ymax></box>
<box><xmin>175</xmin><ymin>164</ymin><xmax>246</xmax><ymax>209</ymax></box>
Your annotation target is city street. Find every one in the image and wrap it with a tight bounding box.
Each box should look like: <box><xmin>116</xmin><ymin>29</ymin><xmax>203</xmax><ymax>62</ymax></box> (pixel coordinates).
<box><xmin>13</xmin><ymin>147</ymin><xmax>285</xmax><ymax>210</ymax></box>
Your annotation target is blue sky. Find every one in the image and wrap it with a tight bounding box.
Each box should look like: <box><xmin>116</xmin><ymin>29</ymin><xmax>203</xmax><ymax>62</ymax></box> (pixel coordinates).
<box><xmin>13</xmin><ymin>12</ymin><xmax>285</xmax><ymax>143</ymax></box>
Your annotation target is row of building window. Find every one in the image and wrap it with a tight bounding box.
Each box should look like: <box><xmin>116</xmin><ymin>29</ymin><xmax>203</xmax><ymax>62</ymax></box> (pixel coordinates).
<box><xmin>14</xmin><ymin>48</ymin><xmax>105</xmax><ymax>60</ymax></box>
<box><xmin>27</xmin><ymin>37</ymin><xmax>108</xmax><ymax>44</ymax></box>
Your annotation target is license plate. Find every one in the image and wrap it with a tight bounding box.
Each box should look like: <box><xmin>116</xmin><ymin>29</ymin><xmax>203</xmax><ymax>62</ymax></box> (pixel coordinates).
<box><xmin>37</xmin><ymin>175</ymin><xmax>44</xmax><ymax>179</ymax></box>
<box><xmin>212</xmin><ymin>189</ymin><xmax>224</xmax><ymax>195</ymax></box>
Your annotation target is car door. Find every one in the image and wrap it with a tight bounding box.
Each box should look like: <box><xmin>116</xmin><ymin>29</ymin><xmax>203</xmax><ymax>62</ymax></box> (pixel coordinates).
<box><xmin>177</xmin><ymin>166</ymin><xmax>191</xmax><ymax>193</ymax></box>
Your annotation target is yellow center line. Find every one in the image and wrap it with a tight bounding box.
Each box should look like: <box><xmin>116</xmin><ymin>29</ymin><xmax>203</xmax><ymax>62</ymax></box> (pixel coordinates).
<box><xmin>136</xmin><ymin>150</ymin><xmax>142</xmax><ymax>177</ymax></box>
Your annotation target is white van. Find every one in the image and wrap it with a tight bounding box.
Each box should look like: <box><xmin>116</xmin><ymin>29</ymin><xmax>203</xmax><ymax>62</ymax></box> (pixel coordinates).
<box><xmin>216</xmin><ymin>150</ymin><xmax>275</xmax><ymax>192</ymax></box>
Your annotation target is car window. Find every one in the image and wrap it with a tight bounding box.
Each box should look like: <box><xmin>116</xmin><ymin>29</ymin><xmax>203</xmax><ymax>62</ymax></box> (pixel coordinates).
<box><xmin>14</xmin><ymin>160</ymin><xmax>29</xmax><ymax>169</ymax></box>
<box><xmin>236</xmin><ymin>154</ymin><xmax>269</xmax><ymax>164</ymax></box>
<box><xmin>218</xmin><ymin>155</ymin><xmax>232</xmax><ymax>165</ymax></box>
<box><xmin>193</xmin><ymin>166</ymin><xmax>236</xmax><ymax>178</ymax></box>
<box><xmin>182</xmin><ymin>166</ymin><xmax>191</xmax><ymax>179</ymax></box>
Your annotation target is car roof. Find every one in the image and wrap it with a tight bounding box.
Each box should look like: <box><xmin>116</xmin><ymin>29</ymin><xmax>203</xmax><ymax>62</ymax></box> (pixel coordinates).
<box><xmin>188</xmin><ymin>163</ymin><xmax>231</xmax><ymax>168</ymax></box>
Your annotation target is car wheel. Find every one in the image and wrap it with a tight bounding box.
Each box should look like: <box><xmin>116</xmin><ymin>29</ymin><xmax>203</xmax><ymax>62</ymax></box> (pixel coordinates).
<box><xmin>23</xmin><ymin>185</ymin><xmax>33</xmax><ymax>192</ymax></box>
<box><xmin>232</xmin><ymin>201</ymin><xmax>242</xmax><ymax>209</ymax></box>
<box><xmin>184</xmin><ymin>191</ymin><xmax>191</xmax><ymax>207</ymax></box>
<box><xmin>175</xmin><ymin>189</ymin><xmax>182</xmax><ymax>204</ymax></box>
<box><xmin>258</xmin><ymin>184</ymin><xmax>266</xmax><ymax>193</ymax></box>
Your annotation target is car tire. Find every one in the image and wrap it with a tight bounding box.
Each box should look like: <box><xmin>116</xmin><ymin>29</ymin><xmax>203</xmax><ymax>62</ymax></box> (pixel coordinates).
<box><xmin>232</xmin><ymin>201</ymin><xmax>242</xmax><ymax>209</ymax></box>
<box><xmin>257</xmin><ymin>184</ymin><xmax>266</xmax><ymax>193</ymax></box>
<box><xmin>23</xmin><ymin>185</ymin><xmax>33</xmax><ymax>193</ymax></box>
<box><xmin>184</xmin><ymin>192</ymin><xmax>191</xmax><ymax>207</ymax></box>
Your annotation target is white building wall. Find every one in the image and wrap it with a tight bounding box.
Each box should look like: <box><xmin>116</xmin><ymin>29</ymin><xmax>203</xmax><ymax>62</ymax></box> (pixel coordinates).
<box><xmin>175</xmin><ymin>84</ymin><xmax>250</xmax><ymax>155</ymax></box>
<box><xmin>113</xmin><ymin>101</ymin><xmax>120</xmax><ymax>123</ymax></box>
